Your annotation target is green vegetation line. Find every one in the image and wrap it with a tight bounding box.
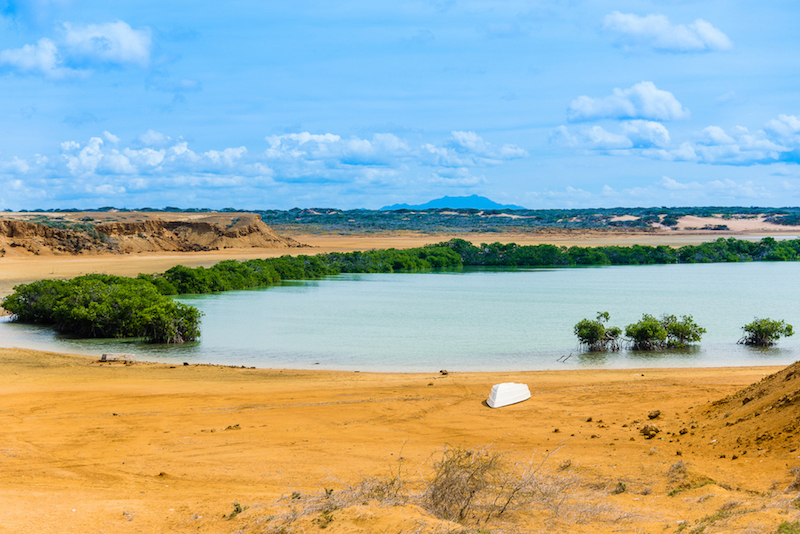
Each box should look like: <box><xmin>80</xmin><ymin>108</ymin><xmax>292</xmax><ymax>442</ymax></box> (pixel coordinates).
<box><xmin>3</xmin><ymin>236</ymin><xmax>800</xmax><ymax>343</ymax></box>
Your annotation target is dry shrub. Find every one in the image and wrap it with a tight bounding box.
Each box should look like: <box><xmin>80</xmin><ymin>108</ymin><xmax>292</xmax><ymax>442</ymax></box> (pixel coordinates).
<box><xmin>720</xmin><ymin>499</ymin><xmax>741</xmax><ymax>511</ymax></box>
<box><xmin>425</xmin><ymin>445</ymin><xmax>581</xmax><ymax>524</ymax></box>
<box><xmin>786</xmin><ymin>467</ymin><xmax>800</xmax><ymax>493</ymax></box>
<box><xmin>668</xmin><ymin>460</ymin><xmax>688</xmax><ymax>481</ymax></box>
<box><xmin>423</xmin><ymin>445</ymin><xmax>504</xmax><ymax>522</ymax></box>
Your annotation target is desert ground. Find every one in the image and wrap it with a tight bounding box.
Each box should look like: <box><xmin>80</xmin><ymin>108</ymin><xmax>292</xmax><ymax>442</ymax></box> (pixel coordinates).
<box><xmin>2</xmin><ymin>349</ymin><xmax>800</xmax><ymax>534</ymax></box>
<box><xmin>2</xmin><ymin>218</ymin><xmax>800</xmax><ymax>533</ymax></box>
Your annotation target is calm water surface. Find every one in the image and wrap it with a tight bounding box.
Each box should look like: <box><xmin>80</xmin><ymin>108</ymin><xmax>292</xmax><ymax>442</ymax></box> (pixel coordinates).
<box><xmin>2</xmin><ymin>262</ymin><xmax>799</xmax><ymax>372</ymax></box>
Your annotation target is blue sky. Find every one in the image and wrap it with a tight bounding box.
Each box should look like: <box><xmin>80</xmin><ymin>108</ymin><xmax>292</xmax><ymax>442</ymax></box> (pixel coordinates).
<box><xmin>0</xmin><ymin>0</ymin><xmax>798</xmax><ymax>210</ymax></box>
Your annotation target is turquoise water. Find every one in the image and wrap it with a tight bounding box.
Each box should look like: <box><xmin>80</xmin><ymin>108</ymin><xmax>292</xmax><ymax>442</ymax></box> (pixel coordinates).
<box><xmin>1</xmin><ymin>262</ymin><xmax>799</xmax><ymax>372</ymax></box>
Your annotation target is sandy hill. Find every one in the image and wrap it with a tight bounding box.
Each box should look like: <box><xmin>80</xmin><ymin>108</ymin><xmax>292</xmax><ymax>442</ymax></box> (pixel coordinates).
<box><xmin>0</xmin><ymin>211</ymin><xmax>304</xmax><ymax>256</ymax></box>
<box><xmin>688</xmin><ymin>359</ymin><xmax>800</xmax><ymax>458</ymax></box>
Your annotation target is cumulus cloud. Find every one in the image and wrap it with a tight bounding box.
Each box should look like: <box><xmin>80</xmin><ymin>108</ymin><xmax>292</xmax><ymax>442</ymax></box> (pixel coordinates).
<box><xmin>568</xmin><ymin>81</ymin><xmax>689</xmax><ymax>122</ymax></box>
<box><xmin>553</xmin><ymin>122</ymin><xmax>672</xmax><ymax>152</ymax></box>
<box><xmin>0</xmin><ymin>19</ymin><xmax>151</xmax><ymax>78</ymax></box>
<box><xmin>266</xmin><ymin>130</ymin><xmax>526</xmax><ymax>169</ymax></box>
<box><xmin>621</xmin><ymin>120</ymin><xmax>670</xmax><ymax>147</ymax></box>
<box><xmin>266</xmin><ymin>132</ymin><xmax>408</xmax><ymax>166</ymax></box>
<box><xmin>102</xmin><ymin>131</ymin><xmax>120</xmax><ymax>144</ymax></box>
<box><xmin>0</xmin><ymin>37</ymin><xmax>76</xmax><ymax>78</ymax></box>
<box><xmin>0</xmin><ymin>128</ymin><xmax>526</xmax><ymax>207</ymax></box>
<box><xmin>552</xmin><ymin>113</ymin><xmax>800</xmax><ymax>166</ymax></box>
<box><xmin>137</xmin><ymin>129</ymin><xmax>171</xmax><ymax>147</ymax></box>
<box><xmin>765</xmin><ymin>114</ymin><xmax>800</xmax><ymax>145</ymax></box>
<box><xmin>61</xmin><ymin>21</ymin><xmax>151</xmax><ymax>67</ymax></box>
<box><xmin>423</xmin><ymin>131</ymin><xmax>528</xmax><ymax>166</ymax></box>
<box><xmin>603</xmin><ymin>11</ymin><xmax>732</xmax><ymax>52</ymax></box>
<box><xmin>58</xmin><ymin>134</ymin><xmax>254</xmax><ymax>178</ymax></box>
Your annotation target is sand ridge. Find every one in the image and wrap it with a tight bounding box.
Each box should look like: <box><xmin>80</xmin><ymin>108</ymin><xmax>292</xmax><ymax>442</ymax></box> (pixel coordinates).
<box><xmin>0</xmin><ymin>211</ymin><xmax>302</xmax><ymax>258</ymax></box>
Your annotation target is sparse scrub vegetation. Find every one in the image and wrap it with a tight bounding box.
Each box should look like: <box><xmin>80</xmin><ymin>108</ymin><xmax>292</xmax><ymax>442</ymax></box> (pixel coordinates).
<box><xmin>235</xmin><ymin>445</ymin><xmax>647</xmax><ymax>533</ymax></box>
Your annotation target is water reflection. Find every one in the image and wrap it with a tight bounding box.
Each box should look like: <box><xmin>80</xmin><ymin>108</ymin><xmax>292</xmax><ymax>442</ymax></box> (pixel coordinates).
<box><xmin>576</xmin><ymin>351</ymin><xmax>610</xmax><ymax>366</ymax></box>
<box><xmin>626</xmin><ymin>345</ymin><xmax>702</xmax><ymax>363</ymax></box>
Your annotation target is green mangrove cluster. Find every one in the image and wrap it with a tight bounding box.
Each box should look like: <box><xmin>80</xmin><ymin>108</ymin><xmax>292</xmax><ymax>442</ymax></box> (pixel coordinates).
<box><xmin>443</xmin><ymin>236</ymin><xmax>800</xmax><ymax>266</ymax></box>
<box><xmin>4</xmin><ymin>236</ymin><xmax>800</xmax><ymax>344</ymax></box>
<box><xmin>1</xmin><ymin>275</ymin><xmax>201</xmax><ymax>343</ymax></box>
<box><xmin>574</xmin><ymin>313</ymin><xmax>793</xmax><ymax>352</ymax></box>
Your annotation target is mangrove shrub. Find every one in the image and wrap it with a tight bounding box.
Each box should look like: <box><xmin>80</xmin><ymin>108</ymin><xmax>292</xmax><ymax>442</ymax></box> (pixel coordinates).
<box><xmin>2</xmin><ymin>274</ymin><xmax>201</xmax><ymax>343</ymax></box>
<box><xmin>574</xmin><ymin>312</ymin><xmax>621</xmax><ymax>351</ymax></box>
<box><xmin>625</xmin><ymin>314</ymin><xmax>705</xmax><ymax>350</ymax></box>
<box><xmin>739</xmin><ymin>318</ymin><xmax>794</xmax><ymax>346</ymax></box>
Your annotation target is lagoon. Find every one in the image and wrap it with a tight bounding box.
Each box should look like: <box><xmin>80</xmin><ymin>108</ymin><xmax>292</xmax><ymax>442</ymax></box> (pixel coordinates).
<box><xmin>1</xmin><ymin>262</ymin><xmax>799</xmax><ymax>372</ymax></box>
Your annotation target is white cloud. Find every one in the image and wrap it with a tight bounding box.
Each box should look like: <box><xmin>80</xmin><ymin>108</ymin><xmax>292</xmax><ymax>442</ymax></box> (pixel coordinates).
<box><xmin>138</xmin><ymin>129</ymin><xmax>171</xmax><ymax>147</ymax></box>
<box><xmin>548</xmin><ymin>125</ymin><xmax>578</xmax><ymax>148</ymax></box>
<box><xmin>582</xmin><ymin>126</ymin><xmax>633</xmax><ymax>150</ymax></box>
<box><xmin>765</xmin><ymin>114</ymin><xmax>800</xmax><ymax>145</ymax></box>
<box><xmin>621</xmin><ymin>120</ymin><xmax>670</xmax><ymax>147</ymax></box>
<box><xmin>568</xmin><ymin>81</ymin><xmax>689</xmax><ymax>122</ymax></box>
<box><xmin>0</xmin><ymin>156</ymin><xmax>32</xmax><ymax>174</ymax></box>
<box><xmin>266</xmin><ymin>130</ymin><xmax>525</xmax><ymax>169</ymax></box>
<box><xmin>660</xmin><ymin>176</ymin><xmax>699</xmax><ymax>191</ymax></box>
<box><xmin>699</xmin><ymin>126</ymin><xmax>735</xmax><ymax>145</ymax></box>
<box><xmin>603</xmin><ymin>11</ymin><xmax>732</xmax><ymax>52</ymax></box>
<box><xmin>62</xmin><ymin>21</ymin><xmax>151</xmax><ymax>67</ymax></box>
<box><xmin>0</xmin><ymin>37</ymin><xmax>76</xmax><ymax>78</ymax></box>
<box><xmin>550</xmin><ymin>124</ymin><xmax>633</xmax><ymax>151</ymax></box>
<box><xmin>425</xmin><ymin>130</ymin><xmax>527</xmax><ymax>166</ymax></box>
<box><xmin>122</xmin><ymin>147</ymin><xmax>165</xmax><ymax>167</ymax></box>
<box><xmin>103</xmin><ymin>131</ymin><xmax>120</xmax><ymax>144</ymax></box>
<box><xmin>0</xmin><ymin>19</ymin><xmax>151</xmax><ymax>78</ymax></box>
<box><xmin>553</xmin><ymin>114</ymin><xmax>800</xmax><ymax>166</ymax></box>
<box><xmin>0</xmin><ymin>128</ymin><xmax>526</xmax><ymax>207</ymax></box>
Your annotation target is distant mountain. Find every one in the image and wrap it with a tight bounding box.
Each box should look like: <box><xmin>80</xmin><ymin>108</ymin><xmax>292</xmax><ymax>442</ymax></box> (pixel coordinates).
<box><xmin>381</xmin><ymin>195</ymin><xmax>525</xmax><ymax>211</ymax></box>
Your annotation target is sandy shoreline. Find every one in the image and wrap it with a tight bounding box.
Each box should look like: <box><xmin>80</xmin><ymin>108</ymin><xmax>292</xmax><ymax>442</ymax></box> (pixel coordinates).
<box><xmin>1</xmin><ymin>348</ymin><xmax>799</xmax><ymax>533</ymax></box>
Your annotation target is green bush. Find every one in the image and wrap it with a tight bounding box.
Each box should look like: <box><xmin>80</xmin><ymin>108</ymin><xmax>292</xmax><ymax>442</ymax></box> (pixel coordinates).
<box><xmin>739</xmin><ymin>318</ymin><xmax>794</xmax><ymax>347</ymax></box>
<box><xmin>2</xmin><ymin>275</ymin><xmax>201</xmax><ymax>343</ymax></box>
<box><xmin>625</xmin><ymin>314</ymin><xmax>705</xmax><ymax>350</ymax></box>
<box><xmin>625</xmin><ymin>314</ymin><xmax>668</xmax><ymax>350</ymax></box>
<box><xmin>574</xmin><ymin>312</ymin><xmax>621</xmax><ymax>351</ymax></box>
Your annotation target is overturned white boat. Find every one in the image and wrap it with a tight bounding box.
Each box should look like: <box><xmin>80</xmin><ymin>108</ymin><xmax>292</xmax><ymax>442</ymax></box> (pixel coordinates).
<box><xmin>487</xmin><ymin>382</ymin><xmax>531</xmax><ymax>408</ymax></box>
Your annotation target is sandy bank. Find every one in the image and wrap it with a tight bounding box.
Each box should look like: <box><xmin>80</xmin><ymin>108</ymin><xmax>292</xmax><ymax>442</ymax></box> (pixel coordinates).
<box><xmin>2</xmin><ymin>348</ymin><xmax>799</xmax><ymax>533</ymax></box>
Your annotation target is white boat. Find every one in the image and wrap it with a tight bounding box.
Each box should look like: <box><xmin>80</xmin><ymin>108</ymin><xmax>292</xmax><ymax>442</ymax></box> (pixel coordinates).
<box><xmin>487</xmin><ymin>382</ymin><xmax>531</xmax><ymax>408</ymax></box>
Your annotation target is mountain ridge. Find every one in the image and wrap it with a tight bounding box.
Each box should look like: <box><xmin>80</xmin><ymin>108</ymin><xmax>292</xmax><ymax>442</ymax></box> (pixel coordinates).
<box><xmin>381</xmin><ymin>195</ymin><xmax>525</xmax><ymax>211</ymax></box>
